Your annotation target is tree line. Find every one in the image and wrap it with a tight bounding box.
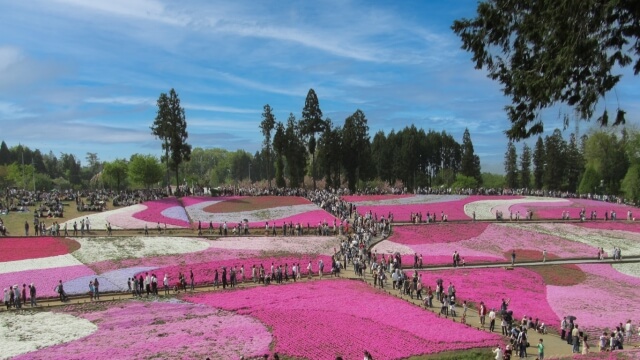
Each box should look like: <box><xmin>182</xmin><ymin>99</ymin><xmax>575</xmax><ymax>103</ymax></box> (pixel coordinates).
<box><xmin>502</xmin><ymin>127</ymin><xmax>640</xmax><ymax>203</ymax></box>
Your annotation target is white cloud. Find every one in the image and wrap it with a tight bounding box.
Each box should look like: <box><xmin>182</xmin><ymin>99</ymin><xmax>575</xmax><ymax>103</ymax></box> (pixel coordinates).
<box><xmin>52</xmin><ymin>0</ymin><xmax>188</xmax><ymax>26</ymax></box>
<box><xmin>0</xmin><ymin>101</ymin><xmax>36</xmax><ymax>120</ymax></box>
<box><xmin>85</xmin><ymin>97</ymin><xmax>258</xmax><ymax>114</ymax></box>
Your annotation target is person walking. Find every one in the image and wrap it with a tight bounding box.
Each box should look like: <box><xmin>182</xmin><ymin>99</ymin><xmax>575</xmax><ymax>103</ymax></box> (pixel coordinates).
<box><xmin>29</xmin><ymin>283</ymin><xmax>37</xmax><ymax>307</ymax></box>
<box><xmin>572</xmin><ymin>324</ymin><xmax>580</xmax><ymax>353</ymax></box>
<box><xmin>537</xmin><ymin>339</ymin><xmax>545</xmax><ymax>360</ymax></box>
<box><xmin>511</xmin><ymin>250</ymin><xmax>516</xmax><ymax>266</ymax></box>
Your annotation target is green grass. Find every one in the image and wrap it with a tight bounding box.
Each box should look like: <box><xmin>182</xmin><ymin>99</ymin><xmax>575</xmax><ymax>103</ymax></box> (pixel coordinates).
<box><xmin>405</xmin><ymin>348</ymin><xmax>493</xmax><ymax>360</ymax></box>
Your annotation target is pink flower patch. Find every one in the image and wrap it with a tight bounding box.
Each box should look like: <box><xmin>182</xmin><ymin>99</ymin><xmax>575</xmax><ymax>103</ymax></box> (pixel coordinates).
<box><xmin>511</xmin><ymin>198</ymin><xmax>637</xmax><ymax>220</ymax></box>
<box><xmin>341</xmin><ymin>194</ymin><xmax>414</xmax><ymax>202</ymax></box>
<box><xmin>88</xmin><ymin>247</ymin><xmax>259</xmax><ymax>274</ymax></box>
<box><xmin>462</xmin><ymin>224</ymin><xmax>597</xmax><ymax>258</ymax></box>
<box><xmin>0</xmin><ymin>265</ymin><xmax>95</xmax><ymax>298</ymax></box>
<box><xmin>185</xmin><ymin>279</ymin><xmax>500</xmax><ymax>360</ymax></box>
<box><xmin>0</xmin><ymin>237</ymin><xmax>72</xmax><ymax>262</ymax></box>
<box><xmin>546</xmin><ymin>264</ymin><xmax>640</xmax><ymax>333</ymax></box>
<box><xmin>419</xmin><ymin>267</ymin><xmax>560</xmax><ymax>331</ymax></box>
<box><xmin>132</xmin><ymin>198</ymin><xmax>190</xmax><ymax>228</ymax></box>
<box><xmin>575</xmin><ymin>221</ymin><xmax>640</xmax><ymax>233</ymax></box>
<box><xmin>15</xmin><ymin>301</ymin><xmax>272</xmax><ymax>360</ymax></box>
<box><xmin>356</xmin><ymin>195</ymin><xmax>522</xmax><ymax>222</ymax></box>
<box><xmin>389</xmin><ymin>223</ymin><xmax>490</xmax><ymax>245</ymax></box>
<box><xmin>139</xmin><ymin>254</ymin><xmax>334</xmax><ymax>285</ymax></box>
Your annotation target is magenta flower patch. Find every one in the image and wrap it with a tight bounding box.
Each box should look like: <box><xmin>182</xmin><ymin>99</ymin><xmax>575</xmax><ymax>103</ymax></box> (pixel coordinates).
<box><xmin>419</xmin><ymin>267</ymin><xmax>560</xmax><ymax>331</ymax></box>
<box><xmin>185</xmin><ymin>279</ymin><xmax>500</xmax><ymax>359</ymax></box>
<box><xmin>132</xmin><ymin>198</ymin><xmax>190</xmax><ymax>228</ymax></box>
<box><xmin>15</xmin><ymin>301</ymin><xmax>272</xmax><ymax>360</ymax></box>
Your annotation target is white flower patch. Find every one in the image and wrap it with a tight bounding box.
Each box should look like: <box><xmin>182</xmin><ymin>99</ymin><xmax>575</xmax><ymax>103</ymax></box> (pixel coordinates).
<box><xmin>71</xmin><ymin>236</ymin><xmax>210</xmax><ymax>264</ymax></box>
<box><xmin>209</xmin><ymin>236</ymin><xmax>337</xmax><ymax>255</ymax></box>
<box><xmin>62</xmin><ymin>204</ymin><xmax>183</xmax><ymax>230</ymax></box>
<box><xmin>612</xmin><ymin>263</ymin><xmax>640</xmax><ymax>279</ymax></box>
<box><xmin>0</xmin><ymin>311</ymin><xmax>97</xmax><ymax>359</ymax></box>
<box><xmin>463</xmin><ymin>197</ymin><xmax>569</xmax><ymax>220</ymax></box>
<box><xmin>505</xmin><ymin>222</ymin><xmax>640</xmax><ymax>256</ymax></box>
<box><xmin>0</xmin><ymin>254</ymin><xmax>83</xmax><ymax>275</ymax></box>
<box><xmin>350</xmin><ymin>195</ymin><xmax>466</xmax><ymax>207</ymax></box>
<box><xmin>185</xmin><ymin>202</ymin><xmax>320</xmax><ymax>223</ymax></box>
<box><xmin>372</xmin><ymin>240</ymin><xmax>414</xmax><ymax>255</ymax></box>
<box><xmin>62</xmin><ymin>204</ymin><xmax>144</xmax><ymax>230</ymax></box>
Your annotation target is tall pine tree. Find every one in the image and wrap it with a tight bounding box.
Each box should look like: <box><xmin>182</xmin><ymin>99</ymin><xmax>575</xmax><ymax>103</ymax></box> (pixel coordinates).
<box><xmin>504</xmin><ymin>141</ymin><xmax>518</xmax><ymax>188</ymax></box>
<box><xmin>460</xmin><ymin>128</ymin><xmax>482</xmax><ymax>184</ymax></box>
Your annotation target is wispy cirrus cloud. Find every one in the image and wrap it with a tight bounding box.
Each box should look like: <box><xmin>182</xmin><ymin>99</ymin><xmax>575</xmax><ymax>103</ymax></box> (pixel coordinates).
<box><xmin>85</xmin><ymin>97</ymin><xmax>258</xmax><ymax>114</ymax></box>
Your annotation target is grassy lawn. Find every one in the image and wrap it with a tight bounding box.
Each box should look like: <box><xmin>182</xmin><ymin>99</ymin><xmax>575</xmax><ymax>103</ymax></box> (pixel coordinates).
<box><xmin>2</xmin><ymin>201</ymin><xmax>84</xmax><ymax>236</ymax></box>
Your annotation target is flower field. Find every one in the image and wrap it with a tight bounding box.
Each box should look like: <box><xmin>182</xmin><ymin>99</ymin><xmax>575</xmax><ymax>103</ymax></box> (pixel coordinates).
<box><xmin>183</xmin><ymin>196</ymin><xmax>338</xmax><ymax>227</ymax></box>
<box><xmin>13</xmin><ymin>301</ymin><xmax>272</xmax><ymax>360</ymax></box>
<box><xmin>0</xmin><ymin>237</ymin><xmax>78</xmax><ymax>262</ymax></box>
<box><xmin>2</xmin><ymin>310</ymin><xmax>98</xmax><ymax>359</ymax></box>
<box><xmin>185</xmin><ymin>279</ymin><xmax>501</xmax><ymax>359</ymax></box>
<box><xmin>3</xmin><ymin>195</ymin><xmax>640</xmax><ymax>359</ymax></box>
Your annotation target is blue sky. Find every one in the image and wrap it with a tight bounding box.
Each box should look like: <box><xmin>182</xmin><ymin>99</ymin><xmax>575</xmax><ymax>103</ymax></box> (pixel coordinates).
<box><xmin>1</xmin><ymin>0</ymin><xmax>639</xmax><ymax>173</ymax></box>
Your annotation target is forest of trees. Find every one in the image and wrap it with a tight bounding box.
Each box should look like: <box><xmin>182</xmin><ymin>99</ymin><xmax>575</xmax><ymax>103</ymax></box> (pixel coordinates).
<box><xmin>4</xmin><ymin>87</ymin><xmax>640</xmax><ymax>204</ymax></box>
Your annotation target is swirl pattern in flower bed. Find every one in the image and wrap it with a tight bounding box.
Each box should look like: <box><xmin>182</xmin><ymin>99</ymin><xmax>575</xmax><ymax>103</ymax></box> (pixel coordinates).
<box><xmin>185</xmin><ymin>279</ymin><xmax>500</xmax><ymax>360</ymax></box>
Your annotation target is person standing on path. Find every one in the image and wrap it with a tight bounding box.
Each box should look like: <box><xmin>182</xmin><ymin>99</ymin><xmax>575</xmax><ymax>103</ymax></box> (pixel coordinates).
<box><xmin>479</xmin><ymin>301</ymin><xmax>487</xmax><ymax>328</ymax></box>
<box><xmin>489</xmin><ymin>308</ymin><xmax>496</xmax><ymax>332</ymax></box>
<box><xmin>537</xmin><ymin>339</ymin><xmax>544</xmax><ymax>360</ymax></box>
<box><xmin>511</xmin><ymin>250</ymin><xmax>516</xmax><ymax>266</ymax></box>
<box><xmin>572</xmin><ymin>324</ymin><xmax>580</xmax><ymax>353</ymax></box>
<box><xmin>542</xmin><ymin>249</ymin><xmax>547</xmax><ymax>263</ymax></box>
<box><xmin>94</xmin><ymin>278</ymin><xmax>100</xmax><ymax>300</ymax></box>
<box><xmin>29</xmin><ymin>283</ymin><xmax>37</xmax><ymax>307</ymax></box>
<box><xmin>493</xmin><ymin>344</ymin><xmax>503</xmax><ymax>360</ymax></box>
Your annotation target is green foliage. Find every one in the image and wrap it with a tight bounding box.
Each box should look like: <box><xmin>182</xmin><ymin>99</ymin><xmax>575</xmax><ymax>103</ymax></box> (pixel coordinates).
<box><xmin>504</xmin><ymin>141</ymin><xmax>518</xmax><ymax>188</ymax></box>
<box><xmin>543</xmin><ymin>130</ymin><xmax>566</xmax><ymax>190</ymax></box>
<box><xmin>622</xmin><ymin>164</ymin><xmax>640</xmax><ymax>204</ymax></box>
<box><xmin>452</xmin><ymin>0</ymin><xmax>638</xmax><ymax>140</ymax></box>
<box><xmin>102</xmin><ymin>159</ymin><xmax>128</xmax><ymax>191</ymax></box>
<box><xmin>0</xmin><ymin>141</ymin><xmax>9</xmax><ymax>165</ymax></box>
<box><xmin>451</xmin><ymin>174</ymin><xmax>478</xmax><ymax>189</ymax></box>
<box><xmin>533</xmin><ymin>136</ymin><xmax>545</xmax><ymax>189</ymax></box>
<box><xmin>259</xmin><ymin>104</ymin><xmax>276</xmax><ymax>187</ymax></box>
<box><xmin>520</xmin><ymin>143</ymin><xmax>531</xmax><ymax>188</ymax></box>
<box><xmin>151</xmin><ymin>89</ymin><xmax>192</xmax><ymax>190</ymax></box>
<box><xmin>583</xmin><ymin>130</ymin><xmax>628</xmax><ymax>194</ymax></box>
<box><xmin>578</xmin><ymin>166</ymin><xmax>602</xmax><ymax>195</ymax></box>
<box><xmin>316</xmin><ymin>119</ymin><xmax>343</xmax><ymax>189</ymax></box>
<box><xmin>300</xmin><ymin>89</ymin><xmax>326</xmax><ymax>190</ymax></box>
<box><xmin>342</xmin><ymin>109</ymin><xmax>371</xmax><ymax>191</ymax></box>
<box><xmin>482</xmin><ymin>172</ymin><xmax>505</xmax><ymax>188</ymax></box>
<box><xmin>128</xmin><ymin>154</ymin><xmax>163</xmax><ymax>189</ymax></box>
<box><xmin>433</xmin><ymin>168</ymin><xmax>456</xmax><ymax>187</ymax></box>
<box><xmin>460</xmin><ymin>128</ymin><xmax>482</xmax><ymax>184</ymax></box>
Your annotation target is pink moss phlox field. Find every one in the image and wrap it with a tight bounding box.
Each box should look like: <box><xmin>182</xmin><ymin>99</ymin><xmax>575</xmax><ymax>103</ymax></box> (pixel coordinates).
<box><xmin>575</xmin><ymin>221</ymin><xmax>640</xmax><ymax>233</ymax></box>
<box><xmin>141</xmin><ymin>254</ymin><xmax>334</xmax><ymax>285</ymax></box>
<box><xmin>395</xmin><ymin>254</ymin><xmax>503</xmax><ymax>267</ymax></box>
<box><xmin>341</xmin><ymin>194</ymin><xmax>414</xmax><ymax>202</ymax></box>
<box><xmin>462</xmin><ymin>224</ymin><xmax>597</xmax><ymax>258</ymax></box>
<box><xmin>185</xmin><ymin>280</ymin><xmax>500</xmax><ymax>360</ymax></box>
<box><xmin>243</xmin><ymin>209</ymin><xmax>338</xmax><ymax>228</ymax></box>
<box><xmin>0</xmin><ymin>237</ymin><xmax>71</xmax><ymax>262</ymax></box>
<box><xmin>15</xmin><ymin>301</ymin><xmax>272</xmax><ymax>360</ymax></box>
<box><xmin>373</xmin><ymin>238</ymin><xmax>503</xmax><ymax>261</ymax></box>
<box><xmin>88</xmin><ymin>247</ymin><xmax>259</xmax><ymax>274</ymax></box>
<box><xmin>512</xmin><ymin>198</ymin><xmax>637</xmax><ymax>220</ymax></box>
<box><xmin>355</xmin><ymin>195</ymin><xmax>523</xmax><ymax>222</ymax></box>
<box><xmin>419</xmin><ymin>267</ymin><xmax>559</xmax><ymax>330</ymax></box>
<box><xmin>0</xmin><ymin>265</ymin><xmax>95</xmax><ymax>297</ymax></box>
<box><xmin>390</xmin><ymin>223</ymin><xmax>490</xmax><ymax>245</ymax></box>
<box><xmin>132</xmin><ymin>198</ymin><xmax>190</xmax><ymax>228</ymax></box>
<box><xmin>181</xmin><ymin>196</ymin><xmax>238</xmax><ymax>207</ymax></box>
<box><xmin>547</xmin><ymin>264</ymin><xmax>640</xmax><ymax>333</ymax></box>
